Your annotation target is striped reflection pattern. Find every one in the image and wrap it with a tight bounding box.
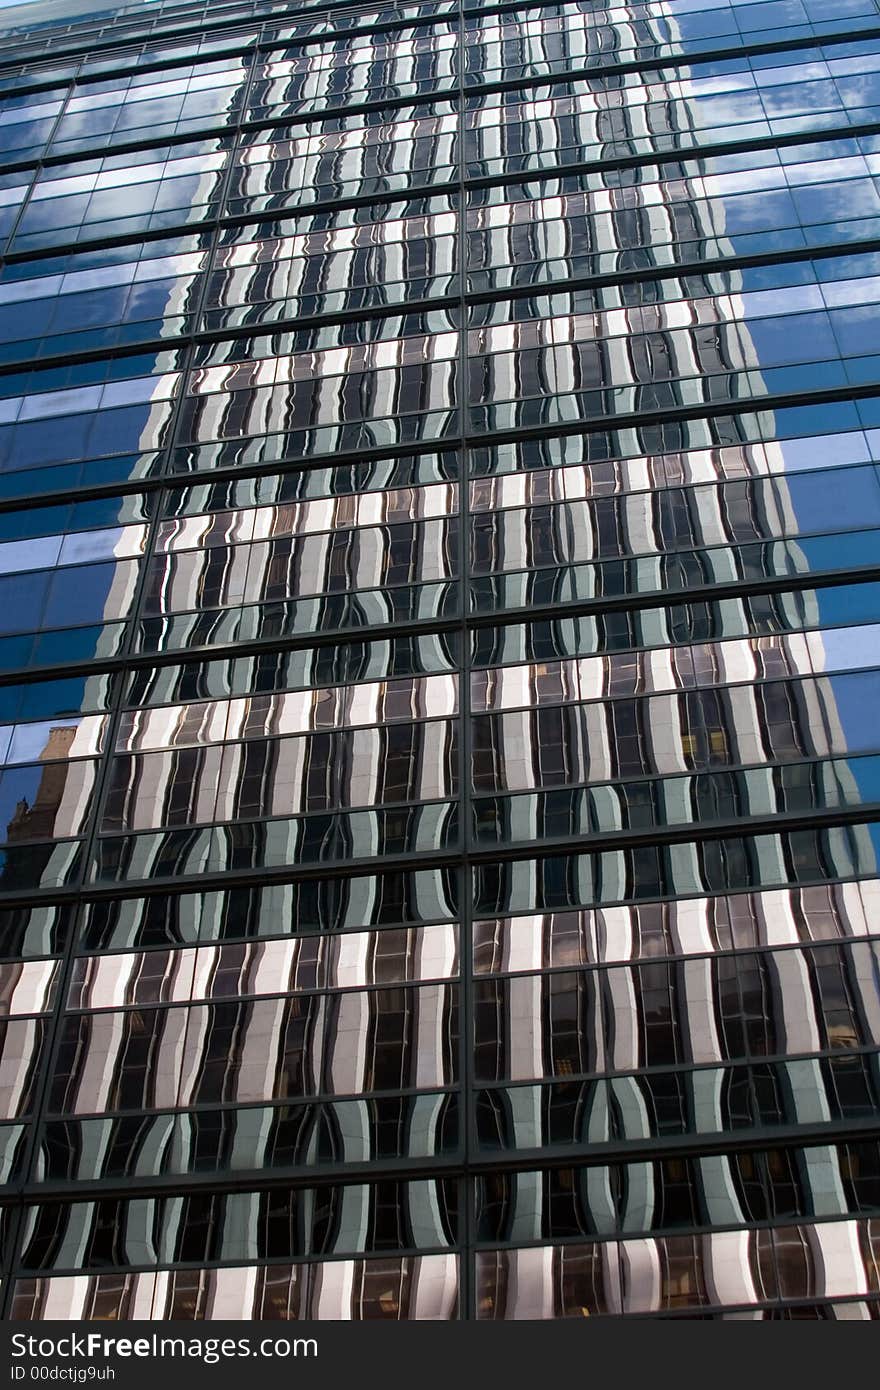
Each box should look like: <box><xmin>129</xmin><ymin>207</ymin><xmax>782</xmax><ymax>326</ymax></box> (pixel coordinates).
<box><xmin>0</xmin><ymin>0</ymin><xmax>879</xmax><ymax>1322</ymax></box>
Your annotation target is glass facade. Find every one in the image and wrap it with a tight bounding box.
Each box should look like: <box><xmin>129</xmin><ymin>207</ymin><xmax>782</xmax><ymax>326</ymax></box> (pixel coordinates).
<box><xmin>0</xmin><ymin>0</ymin><xmax>878</xmax><ymax>1322</ymax></box>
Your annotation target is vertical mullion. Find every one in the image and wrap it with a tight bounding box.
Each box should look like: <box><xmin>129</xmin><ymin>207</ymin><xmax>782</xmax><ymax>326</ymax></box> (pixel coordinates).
<box><xmin>0</xmin><ymin>59</ymin><xmax>80</xmax><ymax>261</ymax></box>
<box><xmin>0</xmin><ymin>43</ymin><xmax>263</xmax><ymax>1319</ymax></box>
<box><xmin>456</xmin><ymin>0</ymin><xmax>477</xmax><ymax>1323</ymax></box>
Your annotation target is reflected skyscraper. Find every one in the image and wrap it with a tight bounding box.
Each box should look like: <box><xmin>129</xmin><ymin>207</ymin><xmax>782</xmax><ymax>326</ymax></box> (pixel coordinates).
<box><xmin>0</xmin><ymin>0</ymin><xmax>879</xmax><ymax>1321</ymax></box>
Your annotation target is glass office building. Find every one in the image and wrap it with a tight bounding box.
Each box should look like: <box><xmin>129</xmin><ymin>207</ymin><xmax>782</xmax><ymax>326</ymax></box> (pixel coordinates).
<box><xmin>0</xmin><ymin>0</ymin><xmax>879</xmax><ymax>1321</ymax></box>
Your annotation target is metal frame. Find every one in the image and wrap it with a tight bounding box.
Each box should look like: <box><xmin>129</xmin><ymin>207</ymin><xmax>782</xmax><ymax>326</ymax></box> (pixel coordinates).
<box><xmin>0</xmin><ymin>0</ymin><xmax>879</xmax><ymax>1321</ymax></box>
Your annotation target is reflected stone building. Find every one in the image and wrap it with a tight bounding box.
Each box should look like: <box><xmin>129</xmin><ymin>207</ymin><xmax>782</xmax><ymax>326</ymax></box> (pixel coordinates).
<box><xmin>0</xmin><ymin>0</ymin><xmax>878</xmax><ymax>1321</ymax></box>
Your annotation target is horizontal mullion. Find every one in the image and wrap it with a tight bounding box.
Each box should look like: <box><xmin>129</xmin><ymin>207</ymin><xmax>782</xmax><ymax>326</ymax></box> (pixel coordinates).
<box><xmin>5</xmin><ymin>1119</ymin><xmax>880</xmax><ymax>1209</ymax></box>
<box><xmin>0</xmin><ymin>295</ymin><xmax>460</xmax><ymax>382</ymax></box>
<box><xmin>42</xmin><ymin>922</ymin><xmax>880</xmax><ymax>975</ymax></box>
<box><xmin>0</xmin><ymin>915</ymin><xmax>463</xmax><ymax>969</ymax></box>
<box><xmin>0</xmin><ymin>363</ymin><xmax>876</xmax><ymax>527</ymax></box>
<box><xmin>6</xmin><ymin>115</ymin><xmax>880</xmax><ymax>271</ymax></box>
<box><xmin>8</xmin><ymin>1239</ymin><xmax>460</xmax><ymax>1281</ymax></box>
<box><xmin>33</xmin><ymin>1042</ymin><xmax>880</xmax><ymax>1118</ymax></box>
<box><xmin>50</xmin><ymin>928</ymin><xmax>880</xmax><ymax>1017</ymax></box>
<box><xmin>466</xmin><ymin>798</ymin><xmax>880</xmax><ymax>856</ymax></box>
<box><xmin>471</xmin><ymin>931</ymin><xmax>880</xmax><ymax>984</ymax></box>
<box><xmin>2</xmin><ymin>232</ymin><xmax>879</xmax><ymax>387</ymax></box>
<box><xmin>2</xmin><ymin>11</ymin><xmax>879</xmax><ymax>113</ymax></box>
<box><xmin>629</xmin><ymin>1292</ymin><xmax>880</xmax><ymax>1319</ymax></box>
<box><xmin>11</xmin><ymin>1152</ymin><xmax>465</xmax><ymax>1207</ymax></box>
<box><xmin>5</xmin><ymin>102</ymin><xmax>879</xmax><ymax>190</ymax></box>
<box><xmin>1</xmin><ymin>175</ymin><xmax>459</xmax><ymax>266</ymax></box>
<box><xmin>78</xmin><ymin>659</ymin><xmax>880</xmax><ymax>746</ymax></box>
<box><xmin>467</xmin><ymin>1204</ymin><xmax>880</xmax><ymax>1255</ymax></box>
<box><xmin>0</xmin><ymin>0</ymin><xmax>457</xmax><ymax>83</ymax></box>
<box><xmin>1</xmin><ymin>561</ymin><xmax>880</xmax><ymax>692</ymax></box>
<box><xmin>36</xmin><ymin>1080</ymin><xmax>462</xmax><ymax>1124</ymax></box>
<box><xmin>3</xmin><ymin>804</ymin><xmax>879</xmax><ymax>914</ymax></box>
<box><xmin>470</xmin><ymin>664</ymin><xmax>880</xmax><ymax>721</ymax></box>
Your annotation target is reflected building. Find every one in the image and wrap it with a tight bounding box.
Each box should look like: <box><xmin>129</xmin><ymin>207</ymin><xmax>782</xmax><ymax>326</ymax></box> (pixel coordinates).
<box><xmin>0</xmin><ymin>0</ymin><xmax>878</xmax><ymax>1322</ymax></box>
